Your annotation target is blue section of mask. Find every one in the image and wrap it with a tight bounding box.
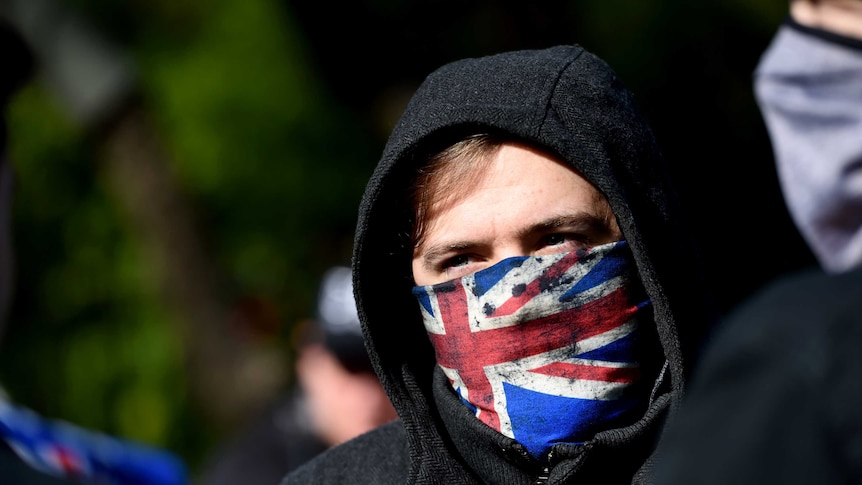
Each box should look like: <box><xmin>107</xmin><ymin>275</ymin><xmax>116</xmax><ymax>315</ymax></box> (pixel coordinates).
<box><xmin>574</xmin><ymin>327</ymin><xmax>641</xmax><ymax>363</ymax></box>
<box><xmin>471</xmin><ymin>256</ymin><xmax>528</xmax><ymax>296</ymax></box>
<box><xmin>559</xmin><ymin>241</ymin><xmax>629</xmax><ymax>301</ymax></box>
<box><xmin>414</xmin><ymin>287</ymin><xmax>434</xmax><ymax>317</ymax></box>
<box><xmin>504</xmin><ymin>383</ymin><xmax>642</xmax><ymax>460</ymax></box>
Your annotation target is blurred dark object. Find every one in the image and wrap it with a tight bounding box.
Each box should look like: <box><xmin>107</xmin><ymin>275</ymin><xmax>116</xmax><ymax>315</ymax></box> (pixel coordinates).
<box><xmin>0</xmin><ymin>18</ymin><xmax>35</xmax><ymax>110</ymax></box>
<box><xmin>0</xmin><ymin>17</ymin><xmax>34</xmax><ymax>338</ymax></box>
<box><xmin>283</xmin><ymin>0</ymin><xmax>579</xmax><ymax>139</ymax></box>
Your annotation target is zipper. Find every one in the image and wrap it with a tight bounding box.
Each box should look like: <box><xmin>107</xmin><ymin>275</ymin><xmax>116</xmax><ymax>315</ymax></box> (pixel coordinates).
<box><xmin>507</xmin><ymin>443</ymin><xmax>554</xmax><ymax>484</ymax></box>
<box><xmin>535</xmin><ymin>450</ymin><xmax>553</xmax><ymax>485</ymax></box>
<box><xmin>535</xmin><ymin>467</ymin><xmax>550</xmax><ymax>485</ymax></box>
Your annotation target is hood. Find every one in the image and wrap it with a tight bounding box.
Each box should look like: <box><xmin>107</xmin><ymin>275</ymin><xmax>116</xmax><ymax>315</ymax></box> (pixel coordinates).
<box><xmin>352</xmin><ymin>44</ymin><xmax>714</xmax><ymax>480</ymax></box>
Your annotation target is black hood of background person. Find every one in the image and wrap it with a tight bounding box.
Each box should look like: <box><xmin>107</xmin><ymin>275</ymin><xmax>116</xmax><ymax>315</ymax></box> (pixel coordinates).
<box><xmin>314</xmin><ymin>265</ymin><xmax>374</xmax><ymax>374</ymax></box>
<box><xmin>352</xmin><ymin>45</ymin><xmax>715</xmax><ymax>482</ymax></box>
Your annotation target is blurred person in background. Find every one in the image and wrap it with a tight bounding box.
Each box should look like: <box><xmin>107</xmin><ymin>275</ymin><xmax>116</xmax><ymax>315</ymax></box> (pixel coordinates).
<box><xmin>198</xmin><ymin>265</ymin><xmax>397</xmax><ymax>485</ymax></box>
<box><xmin>653</xmin><ymin>0</ymin><xmax>862</xmax><ymax>483</ymax></box>
<box><xmin>0</xmin><ymin>18</ymin><xmax>186</xmax><ymax>485</ymax></box>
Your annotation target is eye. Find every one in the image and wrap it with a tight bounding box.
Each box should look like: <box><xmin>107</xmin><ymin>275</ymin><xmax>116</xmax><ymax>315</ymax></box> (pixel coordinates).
<box><xmin>441</xmin><ymin>254</ymin><xmax>470</xmax><ymax>270</ymax></box>
<box><xmin>540</xmin><ymin>233</ymin><xmax>586</xmax><ymax>248</ymax></box>
<box><xmin>542</xmin><ymin>233</ymin><xmax>569</xmax><ymax>247</ymax></box>
<box><xmin>434</xmin><ymin>253</ymin><xmax>485</xmax><ymax>282</ymax></box>
<box><xmin>536</xmin><ymin>233</ymin><xmax>592</xmax><ymax>254</ymax></box>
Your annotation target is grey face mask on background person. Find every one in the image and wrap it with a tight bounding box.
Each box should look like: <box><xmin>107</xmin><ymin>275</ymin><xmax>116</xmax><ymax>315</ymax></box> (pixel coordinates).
<box><xmin>755</xmin><ymin>27</ymin><xmax>862</xmax><ymax>274</ymax></box>
<box><xmin>775</xmin><ymin>128</ymin><xmax>862</xmax><ymax>273</ymax></box>
<box><xmin>780</xmin><ymin>158</ymin><xmax>862</xmax><ymax>274</ymax></box>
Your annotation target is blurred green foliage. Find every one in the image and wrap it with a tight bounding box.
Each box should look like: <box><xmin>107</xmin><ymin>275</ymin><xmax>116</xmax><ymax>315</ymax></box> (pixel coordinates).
<box><xmin>138</xmin><ymin>0</ymin><xmax>376</xmax><ymax>304</ymax></box>
<box><xmin>2</xmin><ymin>0</ymin><xmax>377</xmax><ymax>472</ymax></box>
<box><xmin>5</xmin><ymin>80</ymin><xmax>198</xmax><ymax>451</ymax></box>
<box><xmin>1</xmin><ymin>0</ymin><xmax>798</xmax><ymax>480</ymax></box>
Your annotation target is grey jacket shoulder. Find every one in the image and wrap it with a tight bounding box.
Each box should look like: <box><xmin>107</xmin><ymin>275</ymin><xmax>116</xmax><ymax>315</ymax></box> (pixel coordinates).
<box><xmin>280</xmin><ymin>420</ymin><xmax>409</xmax><ymax>485</ymax></box>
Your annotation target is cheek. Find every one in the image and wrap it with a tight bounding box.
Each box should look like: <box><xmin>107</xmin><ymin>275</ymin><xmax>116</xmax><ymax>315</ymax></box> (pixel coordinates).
<box><xmin>411</xmin><ymin>210</ymin><xmax>461</xmax><ymax>286</ymax></box>
<box><xmin>411</xmin><ymin>258</ymin><xmax>427</xmax><ymax>286</ymax></box>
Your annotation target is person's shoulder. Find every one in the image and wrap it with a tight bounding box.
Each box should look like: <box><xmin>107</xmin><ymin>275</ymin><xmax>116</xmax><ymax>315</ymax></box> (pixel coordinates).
<box><xmin>197</xmin><ymin>390</ymin><xmax>328</xmax><ymax>485</ymax></box>
<box><xmin>703</xmin><ymin>265</ymin><xmax>862</xmax><ymax>358</ymax></box>
<box><xmin>732</xmin><ymin>265</ymin><xmax>862</xmax><ymax>324</ymax></box>
<box><xmin>279</xmin><ymin>420</ymin><xmax>408</xmax><ymax>485</ymax></box>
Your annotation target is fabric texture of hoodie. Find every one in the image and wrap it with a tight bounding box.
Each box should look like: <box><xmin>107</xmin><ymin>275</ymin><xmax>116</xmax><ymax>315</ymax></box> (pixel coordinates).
<box><xmin>282</xmin><ymin>44</ymin><xmax>714</xmax><ymax>485</ymax></box>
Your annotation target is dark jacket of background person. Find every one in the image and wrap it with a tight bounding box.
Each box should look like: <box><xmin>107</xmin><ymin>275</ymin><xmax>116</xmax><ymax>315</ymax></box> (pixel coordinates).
<box><xmin>197</xmin><ymin>393</ymin><xmax>325</xmax><ymax>485</ymax></box>
<box><xmin>282</xmin><ymin>43</ymin><xmax>716</xmax><ymax>485</ymax></box>
<box><xmin>651</xmin><ymin>8</ymin><xmax>862</xmax><ymax>485</ymax></box>
<box><xmin>198</xmin><ymin>266</ymin><xmax>396</xmax><ymax>485</ymax></box>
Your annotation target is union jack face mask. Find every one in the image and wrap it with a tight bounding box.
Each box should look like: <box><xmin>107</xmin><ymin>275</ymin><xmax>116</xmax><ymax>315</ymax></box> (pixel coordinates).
<box><xmin>412</xmin><ymin>240</ymin><xmax>652</xmax><ymax>460</ymax></box>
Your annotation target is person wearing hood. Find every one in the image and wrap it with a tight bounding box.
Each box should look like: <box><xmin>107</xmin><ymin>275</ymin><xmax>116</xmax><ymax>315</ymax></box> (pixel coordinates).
<box><xmin>282</xmin><ymin>41</ymin><xmax>715</xmax><ymax>485</ymax></box>
<box><xmin>652</xmin><ymin>0</ymin><xmax>862</xmax><ymax>483</ymax></box>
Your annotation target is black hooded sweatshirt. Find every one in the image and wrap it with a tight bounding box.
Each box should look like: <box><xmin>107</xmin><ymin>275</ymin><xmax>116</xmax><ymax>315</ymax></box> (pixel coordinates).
<box><xmin>282</xmin><ymin>44</ymin><xmax>713</xmax><ymax>485</ymax></box>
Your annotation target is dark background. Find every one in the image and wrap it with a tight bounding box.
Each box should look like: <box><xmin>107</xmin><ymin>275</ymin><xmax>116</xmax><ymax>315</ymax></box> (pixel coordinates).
<box><xmin>1</xmin><ymin>0</ymin><xmax>814</xmax><ymax>479</ymax></box>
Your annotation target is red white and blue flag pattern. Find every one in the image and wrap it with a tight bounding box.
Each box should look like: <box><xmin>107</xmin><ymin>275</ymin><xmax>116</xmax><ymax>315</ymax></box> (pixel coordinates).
<box><xmin>412</xmin><ymin>240</ymin><xmax>651</xmax><ymax>458</ymax></box>
<box><xmin>0</xmin><ymin>398</ymin><xmax>187</xmax><ymax>485</ymax></box>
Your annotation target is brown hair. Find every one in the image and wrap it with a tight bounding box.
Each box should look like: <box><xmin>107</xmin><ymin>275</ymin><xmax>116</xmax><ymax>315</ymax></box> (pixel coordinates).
<box><xmin>409</xmin><ymin>134</ymin><xmax>505</xmax><ymax>251</ymax></box>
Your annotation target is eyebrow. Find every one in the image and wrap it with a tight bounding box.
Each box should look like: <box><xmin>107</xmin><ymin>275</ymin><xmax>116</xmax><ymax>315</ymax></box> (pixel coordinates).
<box><xmin>417</xmin><ymin>241</ymin><xmax>479</xmax><ymax>272</ymax></box>
<box><xmin>417</xmin><ymin>212</ymin><xmax>614</xmax><ymax>271</ymax></box>
<box><xmin>521</xmin><ymin>213</ymin><xmax>610</xmax><ymax>237</ymax></box>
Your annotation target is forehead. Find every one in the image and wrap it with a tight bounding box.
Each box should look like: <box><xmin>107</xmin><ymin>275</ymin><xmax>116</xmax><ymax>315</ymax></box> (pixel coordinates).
<box><xmin>427</xmin><ymin>142</ymin><xmax>606</xmax><ymax>217</ymax></box>
<box><xmin>419</xmin><ymin>143</ymin><xmax>611</xmax><ymax>242</ymax></box>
